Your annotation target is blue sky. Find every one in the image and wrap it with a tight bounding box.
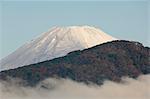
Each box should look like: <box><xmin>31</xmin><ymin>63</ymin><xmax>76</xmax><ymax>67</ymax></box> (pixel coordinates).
<box><xmin>0</xmin><ymin>0</ymin><xmax>149</xmax><ymax>59</ymax></box>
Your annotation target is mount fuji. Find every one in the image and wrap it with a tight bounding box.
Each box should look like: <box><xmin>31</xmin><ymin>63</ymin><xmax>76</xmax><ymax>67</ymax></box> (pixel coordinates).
<box><xmin>0</xmin><ymin>26</ymin><xmax>116</xmax><ymax>71</ymax></box>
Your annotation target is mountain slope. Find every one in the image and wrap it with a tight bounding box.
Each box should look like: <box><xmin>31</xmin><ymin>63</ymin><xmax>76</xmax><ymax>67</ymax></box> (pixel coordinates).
<box><xmin>0</xmin><ymin>40</ymin><xmax>149</xmax><ymax>86</ymax></box>
<box><xmin>0</xmin><ymin>26</ymin><xmax>116</xmax><ymax>71</ymax></box>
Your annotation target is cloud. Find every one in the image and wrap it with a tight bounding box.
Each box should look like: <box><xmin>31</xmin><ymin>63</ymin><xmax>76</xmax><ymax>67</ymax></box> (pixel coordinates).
<box><xmin>0</xmin><ymin>75</ymin><xmax>150</xmax><ymax>99</ymax></box>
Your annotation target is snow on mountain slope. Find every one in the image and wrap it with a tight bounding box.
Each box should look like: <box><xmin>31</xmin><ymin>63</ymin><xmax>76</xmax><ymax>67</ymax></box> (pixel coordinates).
<box><xmin>0</xmin><ymin>26</ymin><xmax>117</xmax><ymax>71</ymax></box>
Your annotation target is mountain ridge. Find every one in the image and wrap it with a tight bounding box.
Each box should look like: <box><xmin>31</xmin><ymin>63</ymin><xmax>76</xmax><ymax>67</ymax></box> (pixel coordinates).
<box><xmin>0</xmin><ymin>40</ymin><xmax>149</xmax><ymax>86</ymax></box>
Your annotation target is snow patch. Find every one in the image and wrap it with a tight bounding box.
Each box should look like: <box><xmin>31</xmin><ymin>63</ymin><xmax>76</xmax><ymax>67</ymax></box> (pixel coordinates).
<box><xmin>0</xmin><ymin>26</ymin><xmax>117</xmax><ymax>71</ymax></box>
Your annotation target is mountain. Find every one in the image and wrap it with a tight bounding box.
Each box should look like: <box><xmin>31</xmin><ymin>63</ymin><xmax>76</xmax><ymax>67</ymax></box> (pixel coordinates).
<box><xmin>0</xmin><ymin>40</ymin><xmax>149</xmax><ymax>86</ymax></box>
<box><xmin>0</xmin><ymin>26</ymin><xmax>116</xmax><ymax>71</ymax></box>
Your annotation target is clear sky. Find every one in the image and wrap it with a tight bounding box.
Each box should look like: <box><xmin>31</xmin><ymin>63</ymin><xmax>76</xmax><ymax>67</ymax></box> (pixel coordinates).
<box><xmin>0</xmin><ymin>0</ymin><xmax>149</xmax><ymax>59</ymax></box>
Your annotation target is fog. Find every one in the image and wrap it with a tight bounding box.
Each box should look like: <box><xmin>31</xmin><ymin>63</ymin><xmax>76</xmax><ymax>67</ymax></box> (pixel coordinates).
<box><xmin>0</xmin><ymin>75</ymin><xmax>150</xmax><ymax>99</ymax></box>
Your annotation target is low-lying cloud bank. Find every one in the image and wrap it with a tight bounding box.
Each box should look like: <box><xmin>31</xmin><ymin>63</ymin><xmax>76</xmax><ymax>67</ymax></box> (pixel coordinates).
<box><xmin>0</xmin><ymin>75</ymin><xmax>150</xmax><ymax>99</ymax></box>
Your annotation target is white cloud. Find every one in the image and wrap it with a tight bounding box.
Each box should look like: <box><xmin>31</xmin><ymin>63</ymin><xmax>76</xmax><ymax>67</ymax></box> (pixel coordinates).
<box><xmin>0</xmin><ymin>75</ymin><xmax>150</xmax><ymax>99</ymax></box>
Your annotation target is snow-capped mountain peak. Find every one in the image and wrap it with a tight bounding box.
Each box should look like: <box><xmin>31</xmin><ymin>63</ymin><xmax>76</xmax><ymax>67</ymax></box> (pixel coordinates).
<box><xmin>0</xmin><ymin>26</ymin><xmax>117</xmax><ymax>71</ymax></box>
